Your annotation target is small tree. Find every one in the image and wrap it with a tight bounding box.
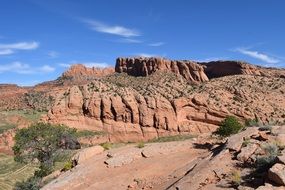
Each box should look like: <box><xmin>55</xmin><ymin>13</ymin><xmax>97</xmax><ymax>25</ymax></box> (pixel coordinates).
<box><xmin>215</xmin><ymin>116</ymin><xmax>244</xmax><ymax>137</ymax></box>
<box><xmin>13</xmin><ymin>123</ymin><xmax>80</xmax><ymax>177</ymax></box>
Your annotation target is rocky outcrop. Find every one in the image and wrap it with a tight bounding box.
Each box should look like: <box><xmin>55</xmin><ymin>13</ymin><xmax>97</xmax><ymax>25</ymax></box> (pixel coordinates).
<box><xmin>60</xmin><ymin>64</ymin><xmax>114</xmax><ymax>83</ymax></box>
<box><xmin>115</xmin><ymin>57</ymin><xmax>209</xmax><ymax>82</ymax></box>
<box><xmin>44</xmin><ymin>70</ymin><xmax>285</xmax><ymax>142</ymax></box>
<box><xmin>44</xmin><ymin>84</ymin><xmax>225</xmax><ymax>142</ymax></box>
<box><xmin>202</xmin><ymin>61</ymin><xmax>285</xmax><ymax>79</ymax></box>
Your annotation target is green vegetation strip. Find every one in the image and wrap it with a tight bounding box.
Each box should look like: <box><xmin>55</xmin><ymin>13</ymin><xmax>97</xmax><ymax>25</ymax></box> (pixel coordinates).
<box><xmin>148</xmin><ymin>134</ymin><xmax>196</xmax><ymax>143</ymax></box>
<box><xmin>0</xmin><ymin>153</ymin><xmax>37</xmax><ymax>190</ymax></box>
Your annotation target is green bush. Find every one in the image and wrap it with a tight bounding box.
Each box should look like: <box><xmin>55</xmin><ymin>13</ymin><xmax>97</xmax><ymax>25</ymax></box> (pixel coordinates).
<box><xmin>215</xmin><ymin>116</ymin><xmax>244</xmax><ymax>137</ymax></box>
<box><xmin>14</xmin><ymin>176</ymin><xmax>41</xmax><ymax>190</ymax></box>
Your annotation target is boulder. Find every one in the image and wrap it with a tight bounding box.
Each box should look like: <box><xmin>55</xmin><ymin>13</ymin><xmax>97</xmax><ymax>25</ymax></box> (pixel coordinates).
<box><xmin>72</xmin><ymin>145</ymin><xmax>104</xmax><ymax>164</ymax></box>
<box><xmin>226</xmin><ymin>127</ymin><xmax>259</xmax><ymax>152</ymax></box>
<box><xmin>268</xmin><ymin>163</ymin><xmax>285</xmax><ymax>185</ymax></box>
<box><xmin>237</xmin><ymin>143</ymin><xmax>258</xmax><ymax>162</ymax></box>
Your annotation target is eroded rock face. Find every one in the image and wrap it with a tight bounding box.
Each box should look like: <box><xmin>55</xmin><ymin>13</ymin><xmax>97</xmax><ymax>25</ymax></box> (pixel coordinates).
<box><xmin>44</xmin><ymin>69</ymin><xmax>285</xmax><ymax>142</ymax></box>
<box><xmin>60</xmin><ymin>64</ymin><xmax>115</xmax><ymax>83</ymax></box>
<box><xmin>44</xmin><ymin>84</ymin><xmax>223</xmax><ymax>142</ymax></box>
<box><xmin>115</xmin><ymin>57</ymin><xmax>209</xmax><ymax>82</ymax></box>
<box><xmin>202</xmin><ymin>61</ymin><xmax>285</xmax><ymax>79</ymax></box>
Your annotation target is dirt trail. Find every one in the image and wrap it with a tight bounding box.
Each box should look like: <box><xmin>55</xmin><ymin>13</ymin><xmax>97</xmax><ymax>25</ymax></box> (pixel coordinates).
<box><xmin>42</xmin><ymin>139</ymin><xmax>210</xmax><ymax>190</ymax></box>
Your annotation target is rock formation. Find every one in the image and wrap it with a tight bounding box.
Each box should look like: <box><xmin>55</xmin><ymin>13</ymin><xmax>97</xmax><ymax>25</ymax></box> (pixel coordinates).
<box><xmin>60</xmin><ymin>64</ymin><xmax>114</xmax><ymax>83</ymax></box>
<box><xmin>202</xmin><ymin>60</ymin><xmax>285</xmax><ymax>79</ymax></box>
<box><xmin>44</xmin><ymin>71</ymin><xmax>285</xmax><ymax>142</ymax></box>
<box><xmin>115</xmin><ymin>57</ymin><xmax>209</xmax><ymax>82</ymax></box>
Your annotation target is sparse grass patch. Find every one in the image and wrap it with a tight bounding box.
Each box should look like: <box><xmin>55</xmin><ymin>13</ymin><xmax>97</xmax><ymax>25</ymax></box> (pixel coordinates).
<box><xmin>0</xmin><ymin>123</ymin><xmax>16</xmax><ymax>134</ymax></box>
<box><xmin>148</xmin><ymin>134</ymin><xmax>195</xmax><ymax>143</ymax></box>
<box><xmin>136</xmin><ymin>142</ymin><xmax>145</xmax><ymax>148</ymax></box>
<box><xmin>1</xmin><ymin>110</ymin><xmax>47</xmax><ymax>122</ymax></box>
<box><xmin>100</xmin><ymin>142</ymin><xmax>113</xmax><ymax>150</ymax></box>
<box><xmin>230</xmin><ymin>169</ymin><xmax>241</xmax><ymax>187</ymax></box>
<box><xmin>0</xmin><ymin>153</ymin><xmax>38</xmax><ymax>190</ymax></box>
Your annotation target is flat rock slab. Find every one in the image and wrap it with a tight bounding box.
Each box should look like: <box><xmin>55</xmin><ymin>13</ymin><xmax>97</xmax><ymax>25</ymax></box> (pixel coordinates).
<box><xmin>104</xmin><ymin>148</ymin><xmax>142</xmax><ymax>167</ymax></box>
<box><xmin>141</xmin><ymin>141</ymin><xmax>193</xmax><ymax>158</ymax></box>
<box><xmin>226</xmin><ymin>127</ymin><xmax>259</xmax><ymax>152</ymax></box>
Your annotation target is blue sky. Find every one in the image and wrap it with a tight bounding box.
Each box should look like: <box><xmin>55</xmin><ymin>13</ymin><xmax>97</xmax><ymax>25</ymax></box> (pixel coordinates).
<box><xmin>0</xmin><ymin>0</ymin><xmax>285</xmax><ymax>86</ymax></box>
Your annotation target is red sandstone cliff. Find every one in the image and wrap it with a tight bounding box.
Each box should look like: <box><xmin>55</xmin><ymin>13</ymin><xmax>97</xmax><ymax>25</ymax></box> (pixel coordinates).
<box><xmin>115</xmin><ymin>57</ymin><xmax>209</xmax><ymax>82</ymax></box>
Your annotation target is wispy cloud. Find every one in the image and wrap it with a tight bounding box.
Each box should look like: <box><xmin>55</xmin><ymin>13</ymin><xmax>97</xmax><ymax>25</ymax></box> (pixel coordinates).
<box><xmin>148</xmin><ymin>42</ymin><xmax>165</xmax><ymax>47</ymax></box>
<box><xmin>235</xmin><ymin>48</ymin><xmax>280</xmax><ymax>64</ymax></box>
<box><xmin>0</xmin><ymin>49</ymin><xmax>14</xmax><ymax>55</ymax></box>
<box><xmin>0</xmin><ymin>41</ymin><xmax>39</xmax><ymax>56</ymax></box>
<box><xmin>47</xmin><ymin>51</ymin><xmax>59</xmax><ymax>58</ymax></box>
<box><xmin>0</xmin><ymin>62</ymin><xmax>55</xmax><ymax>74</ymax></box>
<box><xmin>59</xmin><ymin>61</ymin><xmax>110</xmax><ymax>68</ymax></box>
<box><xmin>84</xmin><ymin>19</ymin><xmax>140</xmax><ymax>37</ymax></box>
<box><xmin>0</xmin><ymin>41</ymin><xmax>39</xmax><ymax>50</ymax></box>
<box><xmin>136</xmin><ymin>53</ymin><xmax>160</xmax><ymax>58</ymax></box>
<box><xmin>116</xmin><ymin>38</ymin><xmax>143</xmax><ymax>44</ymax></box>
<box><xmin>194</xmin><ymin>57</ymin><xmax>229</xmax><ymax>62</ymax></box>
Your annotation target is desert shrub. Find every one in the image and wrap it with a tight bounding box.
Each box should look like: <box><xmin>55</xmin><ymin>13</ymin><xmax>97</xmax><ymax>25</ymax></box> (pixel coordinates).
<box><xmin>14</xmin><ymin>176</ymin><xmax>41</xmax><ymax>190</ymax></box>
<box><xmin>230</xmin><ymin>169</ymin><xmax>241</xmax><ymax>187</ymax></box>
<box><xmin>259</xmin><ymin>125</ymin><xmax>272</xmax><ymax>132</ymax></box>
<box><xmin>62</xmin><ymin>160</ymin><xmax>73</xmax><ymax>171</ymax></box>
<box><xmin>100</xmin><ymin>142</ymin><xmax>112</xmax><ymax>150</ymax></box>
<box><xmin>256</xmin><ymin>143</ymin><xmax>278</xmax><ymax>171</ymax></box>
<box><xmin>136</xmin><ymin>142</ymin><xmax>145</xmax><ymax>148</ymax></box>
<box><xmin>215</xmin><ymin>116</ymin><xmax>244</xmax><ymax>137</ymax></box>
<box><xmin>245</xmin><ymin>118</ymin><xmax>260</xmax><ymax>127</ymax></box>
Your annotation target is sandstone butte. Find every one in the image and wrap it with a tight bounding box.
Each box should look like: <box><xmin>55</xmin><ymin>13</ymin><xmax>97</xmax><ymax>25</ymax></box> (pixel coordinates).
<box><xmin>34</xmin><ymin>57</ymin><xmax>285</xmax><ymax>142</ymax></box>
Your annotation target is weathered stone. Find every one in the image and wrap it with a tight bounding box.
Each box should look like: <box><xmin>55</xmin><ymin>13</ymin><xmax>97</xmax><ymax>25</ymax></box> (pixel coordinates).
<box><xmin>237</xmin><ymin>143</ymin><xmax>258</xmax><ymax>162</ymax></box>
<box><xmin>226</xmin><ymin>127</ymin><xmax>259</xmax><ymax>152</ymax></box>
<box><xmin>268</xmin><ymin>163</ymin><xmax>285</xmax><ymax>185</ymax></box>
<box><xmin>72</xmin><ymin>145</ymin><xmax>104</xmax><ymax>164</ymax></box>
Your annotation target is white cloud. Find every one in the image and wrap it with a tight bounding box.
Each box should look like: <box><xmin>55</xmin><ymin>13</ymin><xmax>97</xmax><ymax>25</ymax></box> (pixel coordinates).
<box><xmin>84</xmin><ymin>20</ymin><xmax>140</xmax><ymax>37</ymax></box>
<box><xmin>136</xmin><ymin>53</ymin><xmax>159</xmax><ymax>58</ymax></box>
<box><xmin>59</xmin><ymin>63</ymin><xmax>71</xmax><ymax>68</ymax></box>
<box><xmin>0</xmin><ymin>41</ymin><xmax>39</xmax><ymax>50</ymax></box>
<box><xmin>0</xmin><ymin>41</ymin><xmax>39</xmax><ymax>56</ymax></box>
<box><xmin>235</xmin><ymin>48</ymin><xmax>280</xmax><ymax>64</ymax></box>
<box><xmin>0</xmin><ymin>49</ymin><xmax>14</xmax><ymax>55</ymax></box>
<box><xmin>0</xmin><ymin>62</ymin><xmax>55</xmax><ymax>74</ymax></box>
<box><xmin>82</xmin><ymin>62</ymin><xmax>110</xmax><ymax>68</ymax></box>
<box><xmin>116</xmin><ymin>38</ymin><xmax>142</xmax><ymax>44</ymax></box>
<box><xmin>47</xmin><ymin>51</ymin><xmax>59</xmax><ymax>58</ymax></box>
<box><xmin>148</xmin><ymin>42</ymin><xmax>165</xmax><ymax>47</ymax></box>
